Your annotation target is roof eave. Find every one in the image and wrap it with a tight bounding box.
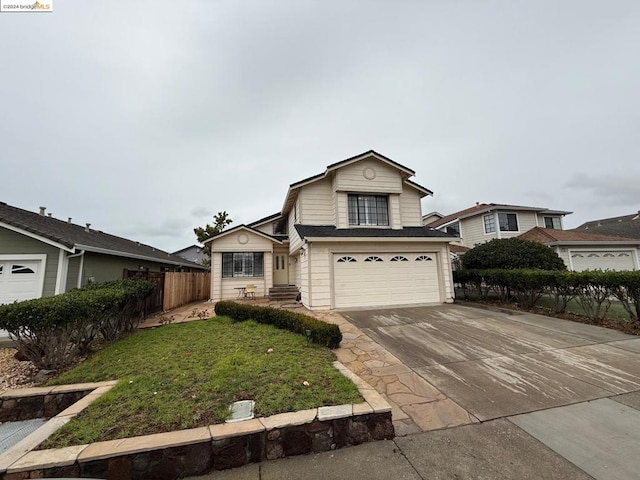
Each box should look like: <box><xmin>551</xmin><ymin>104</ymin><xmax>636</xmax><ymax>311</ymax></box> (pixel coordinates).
<box><xmin>75</xmin><ymin>244</ymin><xmax>207</xmax><ymax>269</ymax></box>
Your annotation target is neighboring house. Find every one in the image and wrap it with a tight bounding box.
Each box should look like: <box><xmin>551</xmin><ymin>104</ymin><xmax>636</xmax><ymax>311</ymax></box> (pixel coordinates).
<box><xmin>518</xmin><ymin>227</ymin><xmax>640</xmax><ymax>271</ymax></box>
<box><xmin>172</xmin><ymin>245</ymin><xmax>208</xmax><ymax>266</ymax></box>
<box><xmin>204</xmin><ymin>150</ymin><xmax>457</xmax><ymax>310</ymax></box>
<box><xmin>574</xmin><ymin>211</ymin><xmax>640</xmax><ymax>240</ymax></box>
<box><xmin>0</xmin><ymin>202</ymin><xmax>206</xmax><ymax>305</ymax></box>
<box><xmin>425</xmin><ymin>203</ymin><xmax>572</xmax><ymax>248</ymax></box>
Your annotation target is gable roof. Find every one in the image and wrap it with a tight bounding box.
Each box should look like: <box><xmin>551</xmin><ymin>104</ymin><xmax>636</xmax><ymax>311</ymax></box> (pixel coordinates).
<box><xmin>575</xmin><ymin>211</ymin><xmax>640</xmax><ymax>240</ymax></box>
<box><xmin>0</xmin><ymin>202</ymin><xmax>206</xmax><ymax>269</ymax></box>
<box><xmin>201</xmin><ymin>224</ymin><xmax>283</xmax><ymax>244</ymax></box>
<box><xmin>518</xmin><ymin>227</ymin><xmax>640</xmax><ymax>245</ymax></box>
<box><xmin>426</xmin><ymin>203</ymin><xmax>572</xmax><ymax>228</ymax></box>
<box><xmin>282</xmin><ymin>150</ymin><xmax>433</xmax><ymax>215</ymax></box>
<box><xmin>248</xmin><ymin>212</ymin><xmax>283</xmax><ymax>228</ymax></box>
<box><xmin>294</xmin><ymin>225</ymin><xmax>455</xmax><ymax>240</ymax></box>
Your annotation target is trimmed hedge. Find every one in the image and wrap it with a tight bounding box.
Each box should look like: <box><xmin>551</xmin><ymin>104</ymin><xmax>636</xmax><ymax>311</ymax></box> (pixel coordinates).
<box><xmin>214</xmin><ymin>301</ymin><xmax>342</xmax><ymax>349</ymax></box>
<box><xmin>0</xmin><ymin>279</ymin><xmax>156</xmax><ymax>370</ymax></box>
<box><xmin>454</xmin><ymin>269</ymin><xmax>640</xmax><ymax>325</ymax></box>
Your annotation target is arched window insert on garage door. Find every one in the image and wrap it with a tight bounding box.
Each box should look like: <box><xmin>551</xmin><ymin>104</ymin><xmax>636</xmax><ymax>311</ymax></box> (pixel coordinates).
<box><xmin>11</xmin><ymin>265</ymin><xmax>35</xmax><ymax>274</ymax></box>
<box><xmin>337</xmin><ymin>256</ymin><xmax>357</xmax><ymax>263</ymax></box>
<box><xmin>390</xmin><ymin>256</ymin><xmax>408</xmax><ymax>262</ymax></box>
<box><xmin>364</xmin><ymin>256</ymin><xmax>383</xmax><ymax>262</ymax></box>
<box><xmin>415</xmin><ymin>255</ymin><xmax>433</xmax><ymax>261</ymax></box>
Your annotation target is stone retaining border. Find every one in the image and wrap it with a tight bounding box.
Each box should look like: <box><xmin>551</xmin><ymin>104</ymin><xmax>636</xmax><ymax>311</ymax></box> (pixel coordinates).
<box><xmin>0</xmin><ymin>362</ymin><xmax>393</xmax><ymax>480</ymax></box>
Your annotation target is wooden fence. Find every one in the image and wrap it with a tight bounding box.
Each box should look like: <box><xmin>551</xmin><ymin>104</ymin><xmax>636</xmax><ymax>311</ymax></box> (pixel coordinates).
<box><xmin>163</xmin><ymin>272</ymin><xmax>211</xmax><ymax>311</ymax></box>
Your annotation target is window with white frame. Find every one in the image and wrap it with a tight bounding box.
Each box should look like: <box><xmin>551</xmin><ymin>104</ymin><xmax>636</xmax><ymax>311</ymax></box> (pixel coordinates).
<box><xmin>498</xmin><ymin>213</ymin><xmax>519</xmax><ymax>232</ymax></box>
<box><xmin>222</xmin><ymin>252</ymin><xmax>264</xmax><ymax>278</ymax></box>
<box><xmin>544</xmin><ymin>216</ymin><xmax>561</xmax><ymax>229</ymax></box>
<box><xmin>347</xmin><ymin>194</ymin><xmax>389</xmax><ymax>226</ymax></box>
<box><xmin>483</xmin><ymin>214</ymin><xmax>496</xmax><ymax>234</ymax></box>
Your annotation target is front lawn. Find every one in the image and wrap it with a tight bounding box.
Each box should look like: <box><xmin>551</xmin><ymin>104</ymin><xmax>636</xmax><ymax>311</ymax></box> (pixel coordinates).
<box><xmin>42</xmin><ymin>316</ymin><xmax>360</xmax><ymax>448</ymax></box>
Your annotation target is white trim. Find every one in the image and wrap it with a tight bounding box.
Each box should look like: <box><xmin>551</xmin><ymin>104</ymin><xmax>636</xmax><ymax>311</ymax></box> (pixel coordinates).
<box><xmin>0</xmin><ymin>221</ymin><xmax>74</xmax><ymax>252</ymax></box>
<box><xmin>0</xmin><ymin>253</ymin><xmax>47</xmax><ymax>299</ymax></box>
<box><xmin>77</xmin><ymin>250</ymin><xmax>85</xmax><ymax>288</ymax></box>
<box><xmin>54</xmin><ymin>249</ymin><xmax>69</xmax><ymax>294</ymax></box>
<box><xmin>202</xmin><ymin>225</ymin><xmax>282</xmax><ymax>245</ymax></box>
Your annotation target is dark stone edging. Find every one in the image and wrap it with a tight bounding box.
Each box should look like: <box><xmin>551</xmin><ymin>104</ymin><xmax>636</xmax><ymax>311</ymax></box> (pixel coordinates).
<box><xmin>0</xmin><ymin>363</ymin><xmax>393</xmax><ymax>479</ymax></box>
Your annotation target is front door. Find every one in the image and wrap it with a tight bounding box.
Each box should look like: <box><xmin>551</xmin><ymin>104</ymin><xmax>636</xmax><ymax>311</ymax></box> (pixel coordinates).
<box><xmin>273</xmin><ymin>254</ymin><xmax>288</xmax><ymax>285</ymax></box>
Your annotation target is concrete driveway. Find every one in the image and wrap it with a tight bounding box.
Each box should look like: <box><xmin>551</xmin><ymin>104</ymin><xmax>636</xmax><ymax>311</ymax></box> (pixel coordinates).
<box><xmin>341</xmin><ymin>304</ymin><xmax>640</xmax><ymax>421</ymax></box>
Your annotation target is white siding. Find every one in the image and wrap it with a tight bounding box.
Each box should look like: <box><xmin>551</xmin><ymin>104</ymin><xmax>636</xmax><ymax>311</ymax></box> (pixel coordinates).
<box><xmin>300</xmin><ymin>248</ymin><xmax>309</xmax><ymax>305</ymax></box>
<box><xmin>253</xmin><ymin>222</ymin><xmax>274</xmax><ymax>235</ymax></box>
<box><xmin>308</xmin><ymin>244</ymin><xmax>331</xmax><ymax>308</ymax></box>
<box><xmin>211</xmin><ymin>252</ymin><xmax>222</xmax><ymax>301</ymax></box>
<box><xmin>211</xmin><ymin>230</ymin><xmax>274</xmax><ymax>252</ymax></box>
<box><xmin>399</xmin><ymin>188</ymin><xmax>423</xmax><ymax>227</ymax></box>
<box><xmin>299</xmin><ymin>178</ymin><xmax>334</xmax><ymax>225</ymax></box>
<box><xmin>334</xmin><ymin>159</ymin><xmax>403</xmax><ymax>194</ymax></box>
<box><xmin>500</xmin><ymin>211</ymin><xmax>538</xmax><ymax>239</ymax></box>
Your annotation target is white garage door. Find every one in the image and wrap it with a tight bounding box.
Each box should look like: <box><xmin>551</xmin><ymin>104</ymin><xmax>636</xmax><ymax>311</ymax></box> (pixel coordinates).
<box><xmin>333</xmin><ymin>253</ymin><xmax>440</xmax><ymax>308</ymax></box>
<box><xmin>571</xmin><ymin>251</ymin><xmax>636</xmax><ymax>271</ymax></box>
<box><xmin>0</xmin><ymin>259</ymin><xmax>45</xmax><ymax>304</ymax></box>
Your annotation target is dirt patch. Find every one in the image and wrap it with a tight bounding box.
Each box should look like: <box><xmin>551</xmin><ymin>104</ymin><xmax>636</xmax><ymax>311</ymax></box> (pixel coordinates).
<box><xmin>0</xmin><ymin>348</ymin><xmax>38</xmax><ymax>393</ymax></box>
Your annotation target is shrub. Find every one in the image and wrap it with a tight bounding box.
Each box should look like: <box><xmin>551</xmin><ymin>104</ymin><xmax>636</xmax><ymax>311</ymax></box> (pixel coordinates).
<box><xmin>461</xmin><ymin>238</ymin><xmax>566</xmax><ymax>270</ymax></box>
<box><xmin>0</xmin><ymin>279</ymin><xmax>156</xmax><ymax>370</ymax></box>
<box><xmin>214</xmin><ymin>301</ymin><xmax>342</xmax><ymax>349</ymax></box>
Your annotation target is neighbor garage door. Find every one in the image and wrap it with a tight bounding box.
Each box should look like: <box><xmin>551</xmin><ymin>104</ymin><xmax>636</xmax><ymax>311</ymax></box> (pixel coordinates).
<box><xmin>0</xmin><ymin>259</ymin><xmax>45</xmax><ymax>304</ymax></box>
<box><xmin>570</xmin><ymin>250</ymin><xmax>636</xmax><ymax>271</ymax></box>
<box><xmin>333</xmin><ymin>253</ymin><xmax>440</xmax><ymax>308</ymax></box>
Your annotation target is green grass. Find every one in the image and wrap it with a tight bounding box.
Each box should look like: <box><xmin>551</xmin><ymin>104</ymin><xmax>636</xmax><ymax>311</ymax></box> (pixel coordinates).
<box><xmin>535</xmin><ymin>295</ymin><xmax>631</xmax><ymax>321</ymax></box>
<box><xmin>41</xmin><ymin>317</ymin><xmax>361</xmax><ymax>448</ymax></box>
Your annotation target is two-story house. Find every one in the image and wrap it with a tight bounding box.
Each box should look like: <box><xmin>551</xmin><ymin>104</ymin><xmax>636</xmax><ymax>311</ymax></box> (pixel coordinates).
<box><xmin>204</xmin><ymin>151</ymin><xmax>457</xmax><ymax>310</ymax></box>
<box><xmin>424</xmin><ymin>203</ymin><xmax>572</xmax><ymax>249</ymax></box>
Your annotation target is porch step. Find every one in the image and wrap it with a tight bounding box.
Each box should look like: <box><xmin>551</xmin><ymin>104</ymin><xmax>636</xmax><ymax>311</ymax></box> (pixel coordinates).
<box><xmin>269</xmin><ymin>285</ymin><xmax>299</xmax><ymax>301</ymax></box>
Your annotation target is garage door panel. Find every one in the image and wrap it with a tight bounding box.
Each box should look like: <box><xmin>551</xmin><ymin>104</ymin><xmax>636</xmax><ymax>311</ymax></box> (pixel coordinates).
<box><xmin>334</xmin><ymin>253</ymin><xmax>440</xmax><ymax>308</ymax></box>
<box><xmin>571</xmin><ymin>251</ymin><xmax>635</xmax><ymax>271</ymax></box>
<box><xmin>0</xmin><ymin>259</ymin><xmax>45</xmax><ymax>304</ymax></box>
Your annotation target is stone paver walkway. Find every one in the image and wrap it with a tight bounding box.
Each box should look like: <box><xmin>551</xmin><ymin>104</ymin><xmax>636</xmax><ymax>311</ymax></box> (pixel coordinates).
<box><xmin>307</xmin><ymin>310</ymin><xmax>477</xmax><ymax>436</ymax></box>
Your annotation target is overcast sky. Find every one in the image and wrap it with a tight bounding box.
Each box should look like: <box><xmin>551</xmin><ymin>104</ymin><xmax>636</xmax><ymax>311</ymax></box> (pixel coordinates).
<box><xmin>1</xmin><ymin>1</ymin><xmax>638</xmax><ymax>253</ymax></box>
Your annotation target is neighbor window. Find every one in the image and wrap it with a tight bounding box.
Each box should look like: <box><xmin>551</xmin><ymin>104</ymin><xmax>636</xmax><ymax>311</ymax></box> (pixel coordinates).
<box><xmin>222</xmin><ymin>252</ymin><xmax>264</xmax><ymax>278</ymax></box>
<box><xmin>498</xmin><ymin>213</ymin><xmax>519</xmax><ymax>232</ymax></box>
<box><xmin>348</xmin><ymin>194</ymin><xmax>389</xmax><ymax>226</ymax></box>
<box><xmin>483</xmin><ymin>214</ymin><xmax>496</xmax><ymax>234</ymax></box>
<box><xmin>544</xmin><ymin>216</ymin><xmax>561</xmax><ymax>229</ymax></box>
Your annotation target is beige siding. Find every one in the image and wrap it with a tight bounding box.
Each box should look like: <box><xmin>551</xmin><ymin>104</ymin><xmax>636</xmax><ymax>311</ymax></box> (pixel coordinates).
<box><xmin>253</xmin><ymin>222</ymin><xmax>274</xmax><ymax>235</ymax></box>
<box><xmin>459</xmin><ymin>216</ymin><xmax>491</xmax><ymax>247</ymax></box>
<box><xmin>211</xmin><ymin>230</ymin><xmax>274</xmax><ymax>253</ymax></box>
<box><xmin>0</xmin><ymin>227</ymin><xmax>60</xmax><ymax>297</ymax></box>
<box><xmin>288</xmin><ymin>208</ymin><xmax>303</xmax><ymax>253</ymax></box>
<box><xmin>536</xmin><ymin>214</ymin><xmax>564</xmax><ymax>229</ymax></box>
<box><xmin>300</xmin><ymin>249</ymin><xmax>309</xmax><ymax>305</ymax></box>
<box><xmin>555</xmin><ymin>247</ymin><xmax>571</xmax><ymax>269</ymax></box>
<box><xmin>211</xmin><ymin>252</ymin><xmax>222</xmax><ymax>300</ymax></box>
<box><xmin>334</xmin><ymin>158</ymin><xmax>403</xmax><ymax>194</ymax></box>
<box><xmin>308</xmin><ymin>244</ymin><xmax>331</xmax><ymax>308</ymax></box>
<box><xmin>389</xmin><ymin>194</ymin><xmax>402</xmax><ymax>229</ymax></box>
<box><xmin>500</xmin><ymin>211</ymin><xmax>538</xmax><ymax>239</ymax></box>
<box><xmin>299</xmin><ymin>178</ymin><xmax>334</xmax><ymax>225</ymax></box>
<box><xmin>399</xmin><ymin>189</ymin><xmax>423</xmax><ymax>227</ymax></box>
<box><xmin>423</xmin><ymin>214</ymin><xmax>442</xmax><ymax>225</ymax></box>
<box><xmin>335</xmin><ymin>192</ymin><xmax>348</xmax><ymax>229</ymax></box>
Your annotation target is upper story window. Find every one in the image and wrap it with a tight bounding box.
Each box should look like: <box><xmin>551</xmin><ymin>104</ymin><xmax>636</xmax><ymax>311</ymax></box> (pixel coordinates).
<box><xmin>348</xmin><ymin>194</ymin><xmax>389</xmax><ymax>226</ymax></box>
<box><xmin>544</xmin><ymin>216</ymin><xmax>561</xmax><ymax>229</ymax></box>
<box><xmin>445</xmin><ymin>221</ymin><xmax>460</xmax><ymax>236</ymax></box>
<box><xmin>484</xmin><ymin>213</ymin><xmax>519</xmax><ymax>233</ymax></box>
<box><xmin>498</xmin><ymin>213</ymin><xmax>519</xmax><ymax>232</ymax></box>
<box><xmin>272</xmin><ymin>219</ymin><xmax>288</xmax><ymax>235</ymax></box>
<box><xmin>483</xmin><ymin>214</ymin><xmax>496</xmax><ymax>234</ymax></box>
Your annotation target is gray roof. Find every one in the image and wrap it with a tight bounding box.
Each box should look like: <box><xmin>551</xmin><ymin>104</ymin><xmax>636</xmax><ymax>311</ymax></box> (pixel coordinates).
<box><xmin>575</xmin><ymin>212</ymin><xmax>640</xmax><ymax>239</ymax></box>
<box><xmin>294</xmin><ymin>225</ymin><xmax>454</xmax><ymax>239</ymax></box>
<box><xmin>0</xmin><ymin>202</ymin><xmax>206</xmax><ymax>269</ymax></box>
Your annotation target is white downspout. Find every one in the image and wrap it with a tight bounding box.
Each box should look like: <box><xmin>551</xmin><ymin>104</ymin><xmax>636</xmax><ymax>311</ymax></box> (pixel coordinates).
<box><xmin>67</xmin><ymin>250</ymin><xmax>85</xmax><ymax>288</ymax></box>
